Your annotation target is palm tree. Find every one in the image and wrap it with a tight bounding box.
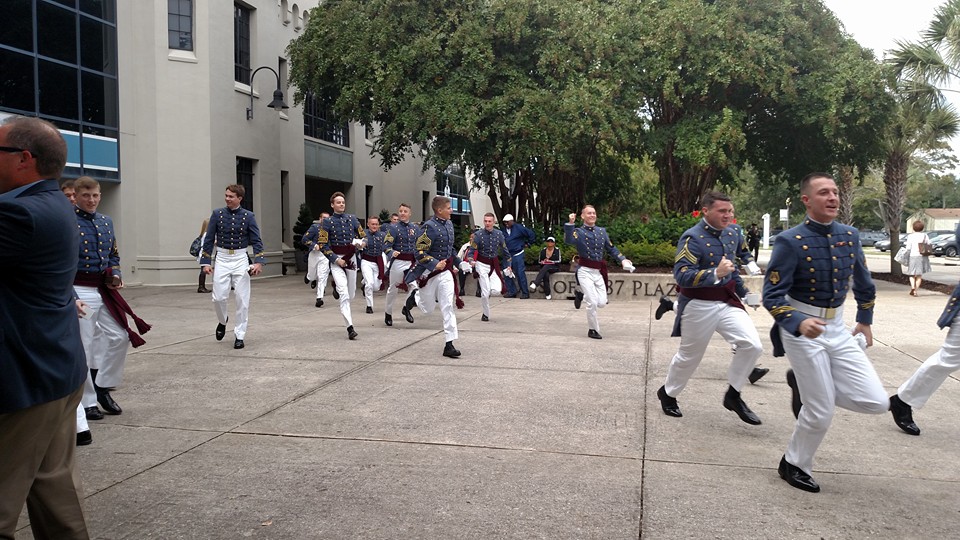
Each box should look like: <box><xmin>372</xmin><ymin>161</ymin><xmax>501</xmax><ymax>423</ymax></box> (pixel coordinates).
<box><xmin>880</xmin><ymin>81</ymin><xmax>959</xmax><ymax>276</ymax></box>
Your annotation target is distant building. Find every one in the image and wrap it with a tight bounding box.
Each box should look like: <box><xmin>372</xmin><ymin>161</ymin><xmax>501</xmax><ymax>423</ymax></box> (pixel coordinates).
<box><xmin>0</xmin><ymin>0</ymin><xmax>449</xmax><ymax>285</ymax></box>
<box><xmin>906</xmin><ymin>208</ymin><xmax>960</xmax><ymax>234</ymax></box>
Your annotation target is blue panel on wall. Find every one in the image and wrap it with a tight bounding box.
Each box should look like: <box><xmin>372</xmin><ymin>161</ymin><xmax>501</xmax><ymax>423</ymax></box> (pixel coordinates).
<box><xmin>81</xmin><ymin>133</ymin><xmax>119</xmax><ymax>171</ymax></box>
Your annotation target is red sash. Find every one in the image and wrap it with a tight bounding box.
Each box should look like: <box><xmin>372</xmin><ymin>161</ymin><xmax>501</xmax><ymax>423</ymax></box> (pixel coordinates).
<box><xmin>476</xmin><ymin>254</ymin><xmax>507</xmax><ymax>295</ymax></box>
<box><xmin>678</xmin><ymin>280</ymin><xmax>745</xmax><ymax>310</ymax></box>
<box><xmin>74</xmin><ymin>270</ymin><xmax>151</xmax><ymax>347</ymax></box>
<box><xmin>418</xmin><ymin>257</ymin><xmax>464</xmax><ymax>309</ymax></box>
<box><xmin>331</xmin><ymin>245</ymin><xmax>357</xmax><ymax>270</ymax></box>
<box><xmin>361</xmin><ymin>253</ymin><xmax>386</xmax><ymax>290</ymax></box>
<box><xmin>578</xmin><ymin>257</ymin><xmax>609</xmax><ymax>284</ymax></box>
<box><xmin>389</xmin><ymin>252</ymin><xmax>417</xmax><ymax>291</ymax></box>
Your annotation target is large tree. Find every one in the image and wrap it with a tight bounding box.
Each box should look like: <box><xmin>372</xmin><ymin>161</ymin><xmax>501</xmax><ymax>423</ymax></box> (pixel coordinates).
<box><xmin>632</xmin><ymin>0</ymin><xmax>891</xmax><ymax>213</ymax></box>
<box><xmin>287</xmin><ymin>0</ymin><xmax>642</xmax><ymax>227</ymax></box>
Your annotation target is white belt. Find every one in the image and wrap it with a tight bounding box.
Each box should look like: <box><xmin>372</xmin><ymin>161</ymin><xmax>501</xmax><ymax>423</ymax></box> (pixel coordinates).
<box><xmin>786</xmin><ymin>295</ymin><xmax>840</xmax><ymax>319</ymax></box>
<box><xmin>512</xmin><ymin>251</ymin><xmax>524</xmax><ymax>257</ymax></box>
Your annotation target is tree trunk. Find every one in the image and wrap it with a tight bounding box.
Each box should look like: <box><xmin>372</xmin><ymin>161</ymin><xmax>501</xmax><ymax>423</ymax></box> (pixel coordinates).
<box><xmin>837</xmin><ymin>165</ymin><xmax>855</xmax><ymax>226</ymax></box>
<box><xmin>882</xmin><ymin>153</ymin><xmax>909</xmax><ymax>277</ymax></box>
<box><xmin>657</xmin><ymin>143</ymin><xmax>718</xmax><ymax>213</ymax></box>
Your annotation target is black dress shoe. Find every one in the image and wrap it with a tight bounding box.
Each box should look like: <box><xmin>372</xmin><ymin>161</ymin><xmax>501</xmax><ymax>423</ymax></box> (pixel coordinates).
<box><xmin>315</xmin><ymin>298</ymin><xmax>324</xmax><ymax>308</ymax></box>
<box><xmin>366</xmin><ymin>306</ymin><xmax>373</xmax><ymax>314</ymax></box>
<box><xmin>890</xmin><ymin>394</ymin><xmax>920</xmax><ymax>436</ymax></box>
<box><xmin>384</xmin><ymin>313</ymin><xmax>393</xmax><ymax>326</ymax></box>
<box><xmin>310</xmin><ymin>280</ymin><xmax>317</xmax><ymax>289</ymax></box>
<box><xmin>748</xmin><ymin>367</ymin><xmax>770</xmax><ymax>384</ymax></box>
<box><xmin>504</xmin><ymin>293</ymin><xmax>517</xmax><ymax>298</ymax></box>
<box><xmin>786</xmin><ymin>369</ymin><xmax>802</xmax><ymax>419</ymax></box>
<box><xmin>234</xmin><ymin>338</ymin><xmax>244</xmax><ymax>349</ymax></box>
<box><xmin>520</xmin><ymin>294</ymin><xmax>530</xmax><ymax>299</ymax></box>
<box><xmin>657</xmin><ymin>385</ymin><xmax>682</xmax><ymax>417</ymax></box>
<box><xmin>197</xmin><ymin>286</ymin><xmax>210</xmax><ymax>293</ymax></box>
<box><xmin>402</xmin><ymin>291</ymin><xmax>417</xmax><ymax>323</ymax></box>
<box><xmin>574</xmin><ymin>291</ymin><xmax>583</xmax><ymax>309</ymax></box>
<box><xmin>215</xmin><ymin>321</ymin><xmax>227</xmax><ymax>341</ymax></box>
<box><xmin>481</xmin><ymin>314</ymin><xmax>489</xmax><ymax>322</ymax></box>
<box><xmin>443</xmin><ymin>341</ymin><xmax>461</xmax><ymax>358</ymax></box>
<box><xmin>304</xmin><ymin>275</ymin><xmax>310</xmax><ymax>284</ymax></box>
<box><xmin>778</xmin><ymin>456</ymin><xmax>820</xmax><ymax>493</ymax></box>
<box><xmin>332</xmin><ymin>287</ymin><xmax>340</xmax><ymax>300</ymax></box>
<box><xmin>655</xmin><ymin>296</ymin><xmax>673</xmax><ymax>320</ymax></box>
<box><xmin>84</xmin><ymin>406</ymin><xmax>103</xmax><ymax>421</ymax></box>
<box><xmin>588</xmin><ymin>329</ymin><xmax>602</xmax><ymax>339</ymax></box>
<box><xmin>723</xmin><ymin>386</ymin><xmax>761</xmax><ymax>425</ymax></box>
<box><xmin>76</xmin><ymin>430</ymin><xmax>92</xmax><ymax>446</ymax></box>
<box><xmin>347</xmin><ymin>326</ymin><xmax>358</xmax><ymax>340</ymax></box>
<box><xmin>97</xmin><ymin>390</ymin><xmax>122</xmax><ymax>415</ymax></box>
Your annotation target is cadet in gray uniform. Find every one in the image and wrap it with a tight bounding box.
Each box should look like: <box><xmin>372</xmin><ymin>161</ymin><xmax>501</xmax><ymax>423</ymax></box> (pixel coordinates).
<box><xmin>656</xmin><ymin>191</ymin><xmax>763</xmax><ymax>426</ymax></box>
<box><xmin>763</xmin><ymin>173</ymin><xmax>886</xmax><ymax>493</ymax></box>
<box><xmin>320</xmin><ymin>191</ymin><xmax>365</xmax><ymax>340</ymax></box>
<box><xmin>359</xmin><ymin>216</ymin><xmax>387</xmax><ymax>314</ymax></box>
<box><xmin>382</xmin><ymin>203</ymin><xmax>419</xmax><ymax>327</ymax></box>
<box><xmin>201</xmin><ymin>184</ymin><xmax>265</xmax><ymax>350</ymax></box>
<box><xmin>402</xmin><ymin>196</ymin><xmax>462</xmax><ymax>358</ymax></box>
<box><xmin>889</xmin><ymin>222</ymin><xmax>960</xmax><ymax>436</ymax></box>
<box><xmin>470</xmin><ymin>212</ymin><xmax>511</xmax><ymax>322</ymax></box>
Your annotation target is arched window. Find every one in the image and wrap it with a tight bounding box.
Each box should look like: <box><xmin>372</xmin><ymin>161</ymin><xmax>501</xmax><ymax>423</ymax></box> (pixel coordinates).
<box><xmin>292</xmin><ymin>4</ymin><xmax>301</xmax><ymax>30</ymax></box>
<box><xmin>280</xmin><ymin>0</ymin><xmax>290</xmax><ymax>24</ymax></box>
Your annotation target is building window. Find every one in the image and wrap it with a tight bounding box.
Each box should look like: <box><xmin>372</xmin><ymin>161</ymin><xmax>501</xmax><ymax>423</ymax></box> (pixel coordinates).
<box><xmin>236</xmin><ymin>157</ymin><xmax>255</xmax><ymax>211</ymax></box>
<box><xmin>168</xmin><ymin>0</ymin><xmax>193</xmax><ymax>51</ymax></box>
<box><xmin>303</xmin><ymin>92</ymin><xmax>349</xmax><ymax>147</ymax></box>
<box><xmin>234</xmin><ymin>4</ymin><xmax>251</xmax><ymax>85</ymax></box>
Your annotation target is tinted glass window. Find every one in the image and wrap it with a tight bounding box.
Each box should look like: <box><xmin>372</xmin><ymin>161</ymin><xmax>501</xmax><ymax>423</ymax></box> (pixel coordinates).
<box><xmin>168</xmin><ymin>0</ymin><xmax>193</xmax><ymax>50</ymax></box>
<box><xmin>0</xmin><ymin>0</ymin><xmax>35</xmax><ymax>52</ymax></box>
<box><xmin>80</xmin><ymin>17</ymin><xmax>117</xmax><ymax>74</ymax></box>
<box><xmin>0</xmin><ymin>49</ymin><xmax>37</xmax><ymax>113</ymax></box>
<box><xmin>81</xmin><ymin>72</ymin><xmax>117</xmax><ymax>127</ymax></box>
<box><xmin>38</xmin><ymin>59</ymin><xmax>78</xmax><ymax>119</ymax></box>
<box><xmin>38</xmin><ymin>2</ymin><xmax>77</xmax><ymax>63</ymax></box>
<box><xmin>80</xmin><ymin>0</ymin><xmax>116</xmax><ymax>22</ymax></box>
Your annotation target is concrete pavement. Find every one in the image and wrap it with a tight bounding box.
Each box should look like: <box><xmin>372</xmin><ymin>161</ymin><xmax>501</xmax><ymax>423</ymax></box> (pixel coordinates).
<box><xmin>15</xmin><ymin>271</ymin><xmax>960</xmax><ymax>539</ymax></box>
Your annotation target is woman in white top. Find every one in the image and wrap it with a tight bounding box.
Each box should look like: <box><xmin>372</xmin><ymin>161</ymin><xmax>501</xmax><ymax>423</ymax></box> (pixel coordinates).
<box><xmin>906</xmin><ymin>221</ymin><xmax>932</xmax><ymax>296</ymax></box>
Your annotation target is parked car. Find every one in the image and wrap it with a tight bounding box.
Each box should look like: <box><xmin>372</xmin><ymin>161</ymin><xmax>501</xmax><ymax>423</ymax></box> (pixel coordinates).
<box><xmin>875</xmin><ymin>234</ymin><xmax>905</xmax><ymax>252</ymax></box>
<box><xmin>859</xmin><ymin>230</ymin><xmax>888</xmax><ymax>247</ymax></box>
<box><xmin>932</xmin><ymin>234</ymin><xmax>958</xmax><ymax>258</ymax></box>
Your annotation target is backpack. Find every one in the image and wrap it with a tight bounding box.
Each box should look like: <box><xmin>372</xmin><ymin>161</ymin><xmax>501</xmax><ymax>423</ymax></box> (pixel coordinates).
<box><xmin>189</xmin><ymin>235</ymin><xmax>202</xmax><ymax>257</ymax></box>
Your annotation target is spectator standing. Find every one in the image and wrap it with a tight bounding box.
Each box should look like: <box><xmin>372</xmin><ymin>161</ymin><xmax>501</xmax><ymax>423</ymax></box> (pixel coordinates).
<box><xmin>747</xmin><ymin>223</ymin><xmax>761</xmax><ymax>261</ymax></box>
<box><xmin>905</xmin><ymin>221</ymin><xmax>932</xmax><ymax>296</ymax></box>
<box><xmin>502</xmin><ymin>213</ymin><xmax>536</xmax><ymax>298</ymax></box>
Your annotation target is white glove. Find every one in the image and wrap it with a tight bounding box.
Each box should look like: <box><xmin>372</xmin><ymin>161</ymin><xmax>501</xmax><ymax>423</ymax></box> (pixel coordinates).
<box><xmin>503</xmin><ymin>267</ymin><xmax>514</xmax><ymax>278</ymax></box>
<box><xmin>622</xmin><ymin>259</ymin><xmax>635</xmax><ymax>273</ymax></box>
<box><xmin>459</xmin><ymin>261</ymin><xmax>472</xmax><ymax>273</ymax></box>
<box><xmin>744</xmin><ymin>292</ymin><xmax>761</xmax><ymax>309</ymax></box>
<box><xmin>746</xmin><ymin>261</ymin><xmax>762</xmax><ymax>275</ymax></box>
<box><xmin>352</xmin><ymin>238</ymin><xmax>365</xmax><ymax>248</ymax></box>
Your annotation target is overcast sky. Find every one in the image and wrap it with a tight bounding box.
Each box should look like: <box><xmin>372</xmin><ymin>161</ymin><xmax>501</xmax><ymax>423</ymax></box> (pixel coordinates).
<box><xmin>822</xmin><ymin>0</ymin><xmax>959</xmax><ymax>163</ymax></box>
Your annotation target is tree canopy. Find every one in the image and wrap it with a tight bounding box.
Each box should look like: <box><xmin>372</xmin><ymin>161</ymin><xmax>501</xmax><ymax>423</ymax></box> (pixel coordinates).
<box><xmin>287</xmin><ymin>0</ymin><xmax>894</xmax><ymax>221</ymax></box>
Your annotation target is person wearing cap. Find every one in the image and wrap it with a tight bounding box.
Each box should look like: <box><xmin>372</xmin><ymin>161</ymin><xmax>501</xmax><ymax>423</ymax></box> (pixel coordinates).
<box><xmin>564</xmin><ymin>205</ymin><xmax>633</xmax><ymax>339</ymax></box>
<box><xmin>530</xmin><ymin>236</ymin><xmax>561</xmax><ymax>300</ymax></box>
<box><xmin>501</xmin><ymin>213</ymin><xmax>536</xmax><ymax>298</ymax></box>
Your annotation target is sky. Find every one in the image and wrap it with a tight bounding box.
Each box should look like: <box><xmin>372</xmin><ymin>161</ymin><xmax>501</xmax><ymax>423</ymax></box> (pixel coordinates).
<box><xmin>821</xmin><ymin>0</ymin><xmax>960</xmax><ymax>158</ymax></box>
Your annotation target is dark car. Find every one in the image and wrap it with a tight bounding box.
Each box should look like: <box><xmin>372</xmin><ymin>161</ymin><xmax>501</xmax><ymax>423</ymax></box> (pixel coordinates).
<box><xmin>875</xmin><ymin>234</ymin><xmax>905</xmax><ymax>252</ymax></box>
<box><xmin>932</xmin><ymin>234</ymin><xmax>958</xmax><ymax>258</ymax></box>
<box><xmin>859</xmin><ymin>230</ymin><xmax>888</xmax><ymax>247</ymax></box>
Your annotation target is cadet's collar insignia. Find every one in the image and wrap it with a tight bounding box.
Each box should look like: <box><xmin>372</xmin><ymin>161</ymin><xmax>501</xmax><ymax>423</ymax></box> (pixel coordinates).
<box><xmin>769</xmin><ymin>271</ymin><xmax>780</xmax><ymax>285</ymax></box>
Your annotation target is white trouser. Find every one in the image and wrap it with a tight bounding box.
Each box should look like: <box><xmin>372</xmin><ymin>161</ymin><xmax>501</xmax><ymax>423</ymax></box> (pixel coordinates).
<box><xmin>75</xmin><ymin>404</ymin><xmax>88</xmax><ymax>434</ymax></box>
<box><xmin>899</xmin><ymin>323</ymin><xmax>960</xmax><ymax>408</ymax></box>
<box><xmin>414</xmin><ymin>270</ymin><xmax>459</xmax><ymax>341</ymax></box>
<box><xmin>330</xmin><ymin>262</ymin><xmax>357</xmax><ymax>327</ymax></box>
<box><xmin>360</xmin><ymin>259</ymin><xmax>382</xmax><ymax>308</ymax></box>
<box><xmin>384</xmin><ymin>258</ymin><xmax>417</xmax><ymax>315</ymax></box>
<box><xmin>212</xmin><ymin>251</ymin><xmax>251</xmax><ymax>339</ymax></box>
<box><xmin>75</xmin><ymin>285</ymin><xmax>128</xmax><ymax>399</ymax></box>
<box><xmin>577</xmin><ymin>266</ymin><xmax>608</xmax><ymax>331</ymax></box>
<box><xmin>780</xmin><ymin>307</ymin><xmax>888</xmax><ymax>474</ymax></box>
<box><xmin>306</xmin><ymin>250</ymin><xmax>330</xmax><ymax>299</ymax></box>
<box><xmin>664</xmin><ymin>299</ymin><xmax>762</xmax><ymax>396</ymax></box>
<box><xmin>476</xmin><ymin>261</ymin><xmax>502</xmax><ymax>318</ymax></box>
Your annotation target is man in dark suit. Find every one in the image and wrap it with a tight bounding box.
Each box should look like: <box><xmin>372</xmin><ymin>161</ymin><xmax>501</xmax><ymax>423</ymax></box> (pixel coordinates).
<box><xmin>0</xmin><ymin>116</ymin><xmax>90</xmax><ymax>539</ymax></box>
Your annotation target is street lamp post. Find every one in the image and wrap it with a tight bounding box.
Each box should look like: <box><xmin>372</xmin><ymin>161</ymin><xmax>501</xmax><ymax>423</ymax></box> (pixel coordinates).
<box><xmin>246</xmin><ymin>66</ymin><xmax>289</xmax><ymax>120</ymax></box>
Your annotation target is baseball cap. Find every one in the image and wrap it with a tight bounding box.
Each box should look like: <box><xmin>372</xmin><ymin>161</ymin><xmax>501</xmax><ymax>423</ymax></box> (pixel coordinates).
<box><xmin>546</xmin><ymin>236</ymin><xmax>556</xmax><ymax>242</ymax></box>
<box><xmin>503</xmin><ymin>214</ymin><xmax>514</xmax><ymax>222</ymax></box>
